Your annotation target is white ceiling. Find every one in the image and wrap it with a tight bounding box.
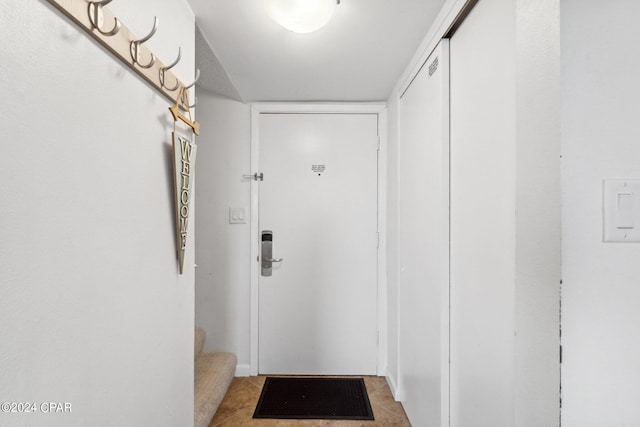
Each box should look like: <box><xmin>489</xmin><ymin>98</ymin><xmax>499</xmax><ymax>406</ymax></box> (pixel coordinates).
<box><xmin>188</xmin><ymin>0</ymin><xmax>447</xmax><ymax>102</ymax></box>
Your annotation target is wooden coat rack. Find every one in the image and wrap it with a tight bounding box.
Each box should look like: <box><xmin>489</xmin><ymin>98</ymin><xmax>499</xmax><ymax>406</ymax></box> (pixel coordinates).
<box><xmin>46</xmin><ymin>0</ymin><xmax>198</xmax><ymax>109</ymax></box>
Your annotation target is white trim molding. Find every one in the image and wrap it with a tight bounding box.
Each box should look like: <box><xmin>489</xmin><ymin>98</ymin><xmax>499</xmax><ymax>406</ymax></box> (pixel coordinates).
<box><xmin>386</xmin><ymin>368</ymin><xmax>401</xmax><ymax>401</ymax></box>
<box><xmin>235</xmin><ymin>364</ymin><xmax>252</xmax><ymax>378</ymax></box>
<box><xmin>395</xmin><ymin>0</ymin><xmax>473</xmax><ymax>97</ymax></box>
<box><xmin>249</xmin><ymin>102</ymin><xmax>388</xmax><ymax>376</ymax></box>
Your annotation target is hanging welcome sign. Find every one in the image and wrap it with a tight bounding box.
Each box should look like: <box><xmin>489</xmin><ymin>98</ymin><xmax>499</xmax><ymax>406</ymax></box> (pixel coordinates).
<box><xmin>173</xmin><ymin>134</ymin><xmax>197</xmax><ymax>274</ymax></box>
<box><xmin>170</xmin><ymin>86</ymin><xmax>200</xmax><ymax>274</ymax></box>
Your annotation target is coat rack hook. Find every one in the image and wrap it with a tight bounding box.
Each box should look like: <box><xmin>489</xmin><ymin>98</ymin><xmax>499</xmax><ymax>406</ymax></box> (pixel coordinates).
<box><xmin>159</xmin><ymin>47</ymin><xmax>182</xmax><ymax>91</ymax></box>
<box><xmin>130</xmin><ymin>16</ymin><xmax>159</xmax><ymax>69</ymax></box>
<box><xmin>186</xmin><ymin>96</ymin><xmax>198</xmax><ymax>109</ymax></box>
<box><xmin>178</xmin><ymin>96</ymin><xmax>197</xmax><ymax>111</ymax></box>
<box><xmin>179</xmin><ymin>69</ymin><xmax>199</xmax><ymax>110</ymax></box>
<box><xmin>87</xmin><ymin>0</ymin><xmax>121</xmax><ymax>36</ymax></box>
<box><xmin>184</xmin><ymin>69</ymin><xmax>200</xmax><ymax>90</ymax></box>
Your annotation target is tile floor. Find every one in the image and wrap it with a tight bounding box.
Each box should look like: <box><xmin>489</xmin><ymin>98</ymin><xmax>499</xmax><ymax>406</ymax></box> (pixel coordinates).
<box><xmin>208</xmin><ymin>376</ymin><xmax>411</xmax><ymax>427</ymax></box>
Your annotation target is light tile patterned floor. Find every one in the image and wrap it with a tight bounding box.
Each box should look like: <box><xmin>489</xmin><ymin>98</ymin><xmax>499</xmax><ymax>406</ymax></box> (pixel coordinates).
<box><xmin>208</xmin><ymin>376</ymin><xmax>411</xmax><ymax>427</ymax></box>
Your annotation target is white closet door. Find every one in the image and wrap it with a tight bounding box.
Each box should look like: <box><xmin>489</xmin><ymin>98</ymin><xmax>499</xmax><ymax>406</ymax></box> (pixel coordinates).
<box><xmin>398</xmin><ymin>39</ymin><xmax>450</xmax><ymax>427</ymax></box>
<box><xmin>450</xmin><ymin>0</ymin><xmax>517</xmax><ymax>426</ymax></box>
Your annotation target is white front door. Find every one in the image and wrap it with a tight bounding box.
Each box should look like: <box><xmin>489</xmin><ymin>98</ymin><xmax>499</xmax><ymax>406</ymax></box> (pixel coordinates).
<box><xmin>257</xmin><ymin>112</ymin><xmax>379</xmax><ymax>375</ymax></box>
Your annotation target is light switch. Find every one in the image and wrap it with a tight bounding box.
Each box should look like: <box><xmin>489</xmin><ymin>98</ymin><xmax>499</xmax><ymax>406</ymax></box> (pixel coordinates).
<box><xmin>604</xmin><ymin>180</ymin><xmax>640</xmax><ymax>242</ymax></box>
<box><xmin>229</xmin><ymin>207</ymin><xmax>246</xmax><ymax>224</ymax></box>
<box><xmin>616</xmin><ymin>193</ymin><xmax>634</xmax><ymax>229</ymax></box>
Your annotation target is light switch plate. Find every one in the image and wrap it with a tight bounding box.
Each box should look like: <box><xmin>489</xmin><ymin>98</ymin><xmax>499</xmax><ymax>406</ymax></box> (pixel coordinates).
<box><xmin>603</xmin><ymin>179</ymin><xmax>640</xmax><ymax>242</ymax></box>
<box><xmin>229</xmin><ymin>207</ymin><xmax>246</xmax><ymax>224</ymax></box>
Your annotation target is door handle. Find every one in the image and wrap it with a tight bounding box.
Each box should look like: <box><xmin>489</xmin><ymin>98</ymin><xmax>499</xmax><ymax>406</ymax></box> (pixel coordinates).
<box><xmin>261</xmin><ymin>230</ymin><xmax>283</xmax><ymax>276</ymax></box>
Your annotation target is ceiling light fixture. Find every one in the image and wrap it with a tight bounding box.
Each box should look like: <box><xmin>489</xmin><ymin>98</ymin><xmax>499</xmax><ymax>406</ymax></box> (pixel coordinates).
<box><xmin>265</xmin><ymin>0</ymin><xmax>340</xmax><ymax>34</ymax></box>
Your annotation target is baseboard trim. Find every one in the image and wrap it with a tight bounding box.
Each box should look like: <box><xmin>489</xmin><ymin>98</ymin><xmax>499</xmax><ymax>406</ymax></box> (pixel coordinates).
<box><xmin>235</xmin><ymin>363</ymin><xmax>251</xmax><ymax>377</ymax></box>
<box><xmin>385</xmin><ymin>369</ymin><xmax>401</xmax><ymax>401</ymax></box>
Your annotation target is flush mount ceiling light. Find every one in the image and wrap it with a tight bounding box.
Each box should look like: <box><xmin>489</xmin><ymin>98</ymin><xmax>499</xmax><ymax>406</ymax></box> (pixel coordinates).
<box><xmin>265</xmin><ymin>0</ymin><xmax>340</xmax><ymax>34</ymax></box>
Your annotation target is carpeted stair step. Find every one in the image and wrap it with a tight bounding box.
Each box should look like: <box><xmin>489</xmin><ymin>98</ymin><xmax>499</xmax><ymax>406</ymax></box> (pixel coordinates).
<box><xmin>194</xmin><ymin>327</ymin><xmax>237</xmax><ymax>427</ymax></box>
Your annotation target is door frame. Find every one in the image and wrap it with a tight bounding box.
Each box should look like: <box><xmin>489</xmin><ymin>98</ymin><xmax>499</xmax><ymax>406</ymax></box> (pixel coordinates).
<box><xmin>249</xmin><ymin>103</ymin><xmax>388</xmax><ymax>376</ymax></box>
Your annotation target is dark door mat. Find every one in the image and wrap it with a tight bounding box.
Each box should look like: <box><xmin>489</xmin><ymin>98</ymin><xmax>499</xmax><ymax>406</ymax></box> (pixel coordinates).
<box><xmin>253</xmin><ymin>377</ymin><xmax>374</xmax><ymax>420</ymax></box>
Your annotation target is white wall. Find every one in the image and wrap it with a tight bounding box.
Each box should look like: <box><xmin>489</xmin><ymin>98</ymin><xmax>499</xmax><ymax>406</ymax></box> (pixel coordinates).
<box><xmin>561</xmin><ymin>1</ymin><xmax>640</xmax><ymax>425</ymax></box>
<box><xmin>194</xmin><ymin>90</ymin><xmax>252</xmax><ymax>375</ymax></box>
<box><xmin>0</xmin><ymin>1</ymin><xmax>195</xmax><ymax>426</ymax></box>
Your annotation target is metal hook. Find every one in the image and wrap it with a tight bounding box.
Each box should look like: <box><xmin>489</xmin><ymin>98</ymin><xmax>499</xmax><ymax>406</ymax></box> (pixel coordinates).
<box><xmin>178</xmin><ymin>90</ymin><xmax>197</xmax><ymax>111</ymax></box>
<box><xmin>178</xmin><ymin>96</ymin><xmax>197</xmax><ymax>110</ymax></box>
<box><xmin>87</xmin><ymin>0</ymin><xmax>121</xmax><ymax>36</ymax></box>
<box><xmin>130</xmin><ymin>17</ymin><xmax>159</xmax><ymax>69</ymax></box>
<box><xmin>177</xmin><ymin>69</ymin><xmax>199</xmax><ymax>110</ymax></box>
<box><xmin>89</xmin><ymin>0</ymin><xmax>114</xmax><ymax>7</ymax></box>
<box><xmin>177</xmin><ymin>94</ymin><xmax>197</xmax><ymax>111</ymax></box>
<box><xmin>183</xmin><ymin>69</ymin><xmax>200</xmax><ymax>90</ymax></box>
<box><xmin>159</xmin><ymin>47</ymin><xmax>182</xmax><ymax>91</ymax></box>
